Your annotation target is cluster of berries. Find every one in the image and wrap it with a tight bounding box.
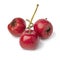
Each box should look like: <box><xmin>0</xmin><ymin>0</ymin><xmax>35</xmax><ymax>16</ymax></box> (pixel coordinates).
<box><xmin>8</xmin><ymin>4</ymin><xmax>53</xmax><ymax>50</ymax></box>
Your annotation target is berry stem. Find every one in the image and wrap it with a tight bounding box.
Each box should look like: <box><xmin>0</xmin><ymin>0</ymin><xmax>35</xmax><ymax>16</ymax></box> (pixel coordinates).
<box><xmin>28</xmin><ymin>4</ymin><xmax>39</xmax><ymax>33</ymax></box>
<box><xmin>30</xmin><ymin>4</ymin><xmax>39</xmax><ymax>23</ymax></box>
<box><xmin>45</xmin><ymin>18</ymin><xmax>47</xmax><ymax>20</ymax></box>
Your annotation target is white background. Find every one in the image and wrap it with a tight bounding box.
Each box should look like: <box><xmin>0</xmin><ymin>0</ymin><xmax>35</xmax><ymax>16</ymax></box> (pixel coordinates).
<box><xmin>0</xmin><ymin>0</ymin><xmax>60</xmax><ymax>60</ymax></box>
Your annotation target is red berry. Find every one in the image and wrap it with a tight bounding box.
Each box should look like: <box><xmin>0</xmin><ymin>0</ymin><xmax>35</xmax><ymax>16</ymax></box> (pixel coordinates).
<box><xmin>34</xmin><ymin>19</ymin><xmax>53</xmax><ymax>39</ymax></box>
<box><xmin>8</xmin><ymin>17</ymin><xmax>26</xmax><ymax>37</ymax></box>
<box><xmin>19</xmin><ymin>30</ymin><xmax>38</xmax><ymax>50</ymax></box>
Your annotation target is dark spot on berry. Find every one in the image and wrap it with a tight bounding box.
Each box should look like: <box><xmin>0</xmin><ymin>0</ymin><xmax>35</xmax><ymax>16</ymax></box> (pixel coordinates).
<box><xmin>46</xmin><ymin>27</ymin><xmax>50</xmax><ymax>33</ymax></box>
<box><xmin>11</xmin><ymin>19</ymin><xmax>16</xmax><ymax>27</ymax></box>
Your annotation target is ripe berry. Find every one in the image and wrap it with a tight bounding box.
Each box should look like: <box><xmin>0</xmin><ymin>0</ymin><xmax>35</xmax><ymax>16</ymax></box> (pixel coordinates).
<box><xmin>8</xmin><ymin>17</ymin><xmax>26</xmax><ymax>37</ymax></box>
<box><xmin>20</xmin><ymin>30</ymin><xmax>38</xmax><ymax>50</ymax></box>
<box><xmin>34</xmin><ymin>19</ymin><xmax>53</xmax><ymax>39</ymax></box>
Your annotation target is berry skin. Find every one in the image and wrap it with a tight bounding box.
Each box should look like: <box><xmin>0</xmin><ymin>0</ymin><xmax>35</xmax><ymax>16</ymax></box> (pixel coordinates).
<box><xmin>19</xmin><ymin>30</ymin><xmax>38</xmax><ymax>50</ymax></box>
<box><xmin>8</xmin><ymin>17</ymin><xmax>26</xmax><ymax>37</ymax></box>
<box><xmin>34</xmin><ymin>19</ymin><xmax>53</xmax><ymax>39</ymax></box>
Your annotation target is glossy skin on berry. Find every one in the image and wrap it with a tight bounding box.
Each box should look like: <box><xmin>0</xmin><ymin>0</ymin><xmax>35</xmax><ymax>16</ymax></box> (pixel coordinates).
<box><xmin>34</xmin><ymin>19</ymin><xmax>53</xmax><ymax>39</ymax></box>
<box><xmin>8</xmin><ymin>18</ymin><xmax>26</xmax><ymax>37</ymax></box>
<box><xmin>20</xmin><ymin>30</ymin><xmax>38</xmax><ymax>50</ymax></box>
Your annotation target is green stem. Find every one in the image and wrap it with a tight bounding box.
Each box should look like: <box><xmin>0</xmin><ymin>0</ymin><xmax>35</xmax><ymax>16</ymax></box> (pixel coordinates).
<box><xmin>28</xmin><ymin>4</ymin><xmax>39</xmax><ymax>33</ymax></box>
<box><xmin>30</xmin><ymin>4</ymin><xmax>39</xmax><ymax>23</ymax></box>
